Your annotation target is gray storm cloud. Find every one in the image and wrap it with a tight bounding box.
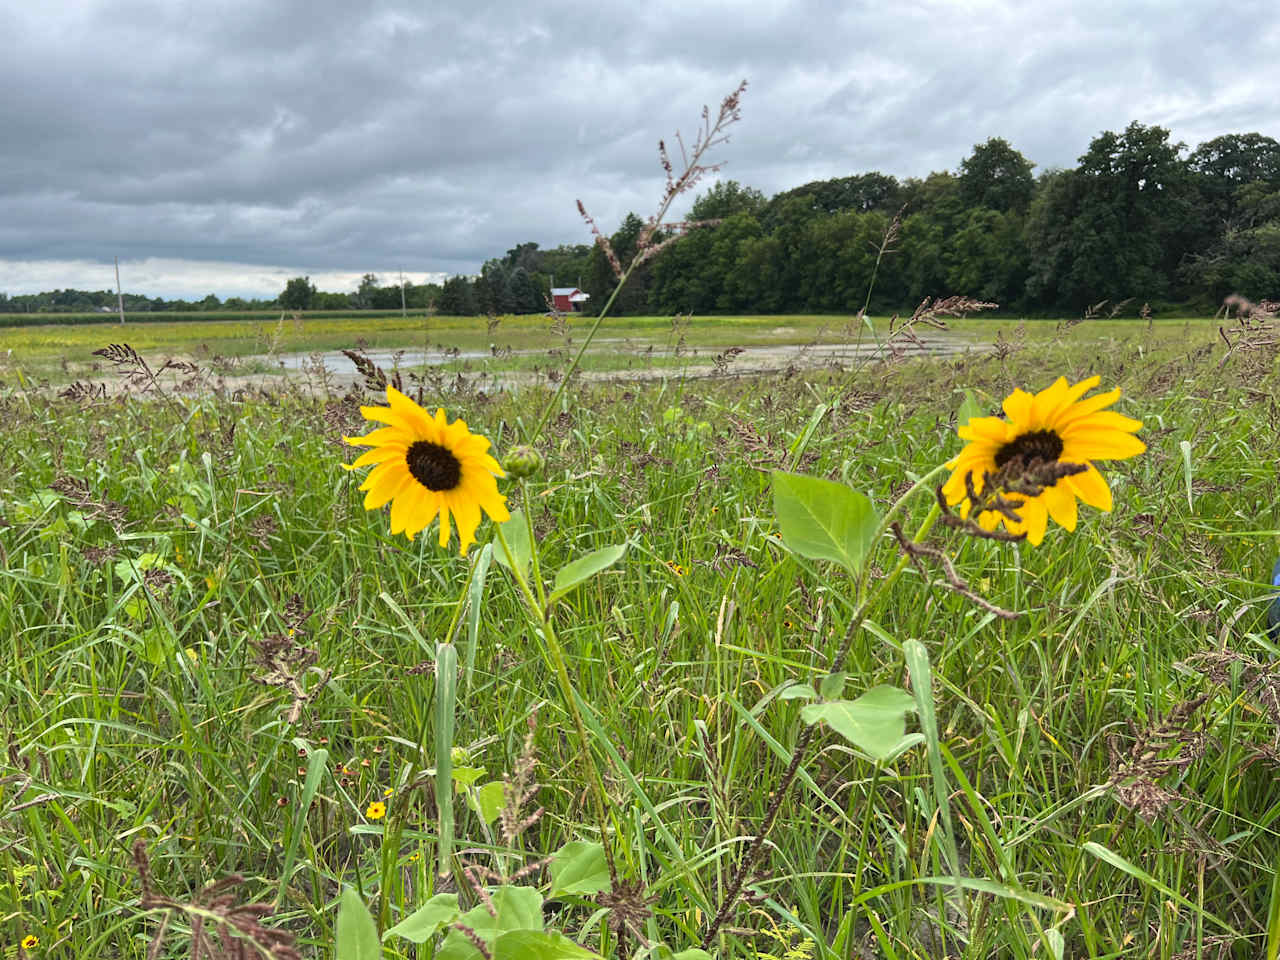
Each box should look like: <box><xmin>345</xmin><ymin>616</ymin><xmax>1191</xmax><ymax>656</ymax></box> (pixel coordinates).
<box><xmin>1</xmin><ymin>0</ymin><xmax>1277</xmax><ymax>297</ymax></box>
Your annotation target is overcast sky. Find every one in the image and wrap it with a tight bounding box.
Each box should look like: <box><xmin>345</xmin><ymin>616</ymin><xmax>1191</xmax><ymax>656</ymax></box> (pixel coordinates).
<box><xmin>3</xmin><ymin>0</ymin><xmax>1278</xmax><ymax>299</ymax></box>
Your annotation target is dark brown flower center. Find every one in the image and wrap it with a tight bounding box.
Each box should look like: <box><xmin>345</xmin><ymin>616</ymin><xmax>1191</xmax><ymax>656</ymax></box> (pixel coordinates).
<box><xmin>994</xmin><ymin>429</ymin><xmax>1064</xmax><ymax>469</ymax></box>
<box><xmin>406</xmin><ymin>441</ymin><xmax>462</xmax><ymax>491</ymax></box>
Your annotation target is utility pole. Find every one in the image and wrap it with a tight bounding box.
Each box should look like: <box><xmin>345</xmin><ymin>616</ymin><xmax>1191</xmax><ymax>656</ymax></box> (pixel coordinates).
<box><xmin>115</xmin><ymin>256</ymin><xmax>126</xmax><ymax>324</ymax></box>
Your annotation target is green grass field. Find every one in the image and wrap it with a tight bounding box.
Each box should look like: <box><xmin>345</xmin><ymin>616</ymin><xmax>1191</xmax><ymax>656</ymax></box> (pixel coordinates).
<box><xmin>0</xmin><ymin>310</ymin><xmax>1232</xmax><ymax>388</ymax></box>
<box><xmin>1</xmin><ymin>313</ymin><xmax>1277</xmax><ymax>958</ymax></box>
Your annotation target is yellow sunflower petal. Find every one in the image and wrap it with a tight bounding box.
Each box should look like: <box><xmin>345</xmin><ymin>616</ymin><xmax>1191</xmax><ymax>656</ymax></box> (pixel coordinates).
<box><xmin>1066</xmin><ymin>465</ymin><xmax>1113</xmax><ymax>511</ymax></box>
<box><xmin>451</xmin><ymin>496</ymin><xmax>483</xmax><ymax>557</ymax></box>
<box><xmin>344</xmin><ymin>426</ymin><xmax>409</xmax><ymax>448</ymax></box>
<box><xmin>958</xmin><ymin>417</ymin><xmax>1009</xmax><ymax>441</ymax></box>
<box><xmin>1062</xmin><ymin>429</ymin><xmax>1146</xmax><ymax>460</ymax></box>
<box><xmin>437</xmin><ymin>500</ymin><xmax>453</xmax><ymax>549</ymax></box>
<box><xmin>1019</xmin><ymin>498</ymin><xmax>1049</xmax><ymax>546</ymax></box>
<box><xmin>1030</xmin><ymin>377</ymin><xmax>1070</xmax><ymax>425</ymax></box>
<box><xmin>1061</xmin><ymin>410</ymin><xmax>1144</xmax><ymax>436</ymax></box>
<box><xmin>1051</xmin><ymin>387</ymin><xmax>1124</xmax><ymax>426</ymax></box>
<box><xmin>1042</xmin><ymin>479</ymin><xmax>1079</xmax><ymax>532</ymax></box>
<box><xmin>358</xmin><ymin>459</ymin><xmax>401</xmax><ymax>493</ymax></box>
<box><xmin>409</xmin><ymin>494</ymin><xmax>441</xmax><ymax>540</ymax></box>
<box><xmin>359</xmin><ymin>404</ymin><xmax>419</xmax><ymax>434</ymax></box>
<box><xmin>476</xmin><ymin>485</ymin><xmax>510</xmax><ymax>522</ymax></box>
<box><xmin>344</xmin><ymin>445</ymin><xmax>406</xmax><ymax>471</ymax></box>
<box><xmin>365</xmin><ymin>471</ymin><xmax>412</xmax><ymax>511</ymax></box>
<box><xmin>1055</xmin><ymin>375</ymin><xmax>1102</xmax><ymax>412</ymax></box>
<box><xmin>386</xmin><ymin>386</ymin><xmax>435</xmax><ymax>436</ymax></box>
<box><xmin>390</xmin><ymin>484</ymin><xmax>424</xmax><ymax>536</ymax></box>
<box><xmin>1002</xmin><ymin>388</ymin><xmax>1034</xmax><ymax>424</ymax></box>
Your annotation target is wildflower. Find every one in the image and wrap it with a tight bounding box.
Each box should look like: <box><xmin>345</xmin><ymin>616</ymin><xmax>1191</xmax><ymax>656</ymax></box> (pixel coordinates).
<box><xmin>366</xmin><ymin>801</ymin><xmax>387</xmax><ymax>820</ymax></box>
<box><xmin>343</xmin><ymin>387</ymin><xmax>509</xmax><ymax>556</ymax></box>
<box><xmin>21</xmin><ymin>935</ymin><xmax>39</xmax><ymax>950</ymax></box>
<box><xmin>943</xmin><ymin>376</ymin><xmax>1144</xmax><ymax>545</ymax></box>
<box><xmin>383</xmin><ymin>787</ymin><xmax>394</xmax><ymax>798</ymax></box>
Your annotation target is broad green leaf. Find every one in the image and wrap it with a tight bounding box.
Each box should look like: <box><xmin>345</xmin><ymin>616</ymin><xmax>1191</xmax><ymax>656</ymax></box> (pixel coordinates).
<box><xmin>492</xmin><ymin>931</ymin><xmax>602</xmax><ymax>959</ymax></box>
<box><xmin>771</xmin><ymin>470</ymin><xmax>879</xmax><ymax>575</ymax></box>
<box><xmin>549</xmin><ymin>544</ymin><xmax>627</xmax><ymax>604</ymax></box>
<box><xmin>493</xmin><ymin>510</ymin><xmax>531</xmax><ymax>580</ymax></box>
<box><xmin>383</xmin><ymin>893</ymin><xmax>461</xmax><ymax>943</ymax></box>
<box><xmin>436</xmin><ymin>886</ymin><xmax>544</xmax><ymax>960</ymax></box>
<box><xmin>468</xmin><ymin>781</ymin><xmax>506</xmax><ymax>825</ymax></box>
<box><xmin>778</xmin><ymin>683</ymin><xmax>818</xmax><ymax>701</ymax></box>
<box><xmin>800</xmin><ymin>685</ymin><xmax>917</xmax><ymax>763</ymax></box>
<box><xmin>451</xmin><ymin>765</ymin><xmax>486</xmax><ymax>787</ymax></box>
<box><xmin>957</xmin><ymin>388</ymin><xmax>984</xmax><ymax>428</ymax></box>
<box><xmin>335</xmin><ymin>888</ymin><xmax>381</xmax><ymax>960</ymax></box>
<box><xmin>549</xmin><ymin>840</ymin><xmax>611</xmax><ymax>897</ymax></box>
<box><xmin>819</xmin><ymin>671</ymin><xmax>847</xmax><ymax>700</ymax></box>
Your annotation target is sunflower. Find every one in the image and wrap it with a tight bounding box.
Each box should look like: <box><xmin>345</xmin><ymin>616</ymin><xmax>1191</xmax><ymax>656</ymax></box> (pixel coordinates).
<box><xmin>942</xmin><ymin>375</ymin><xmax>1144</xmax><ymax>545</ymax></box>
<box><xmin>343</xmin><ymin>387</ymin><xmax>509</xmax><ymax>555</ymax></box>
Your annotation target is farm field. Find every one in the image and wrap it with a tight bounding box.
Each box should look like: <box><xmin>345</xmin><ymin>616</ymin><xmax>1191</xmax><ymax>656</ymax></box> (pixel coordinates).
<box><xmin>0</xmin><ymin>310</ymin><xmax>1230</xmax><ymax>388</ymax></box>
<box><xmin>1</xmin><ymin>311</ymin><xmax>1278</xmax><ymax>959</ymax></box>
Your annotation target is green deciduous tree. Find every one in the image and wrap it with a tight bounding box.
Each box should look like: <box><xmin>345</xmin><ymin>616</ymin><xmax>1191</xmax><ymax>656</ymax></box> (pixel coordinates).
<box><xmin>958</xmin><ymin>137</ymin><xmax>1035</xmax><ymax>214</ymax></box>
<box><xmin>279</xmin><ymin>276</ymin><xmax>316</xmax><ymax>310</ymax></box>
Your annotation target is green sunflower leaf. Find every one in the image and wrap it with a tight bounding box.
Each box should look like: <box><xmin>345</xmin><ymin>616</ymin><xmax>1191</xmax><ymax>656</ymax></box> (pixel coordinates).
<box><xmin>549</xmin><ymin>544</ymin><xmax>626</xmax><ymax>604</ymax></box>
<box><xmin>493</xmin><ymin>510</ymin><xmax>532</xmax><ymax>580</ymax></box>
<box><xmin>800</xmin><ymin>685</ymin><xmax>917</xmax><ymax>763</ymax></box>
<box><xmin>549</xmin><ymin>840</ymin><xmax>611</xmax><ymax>897</ymax></box>
<box><xmin>771</xmin><ymin>471</ymin><xmax>880</xmax><ymax>576</ymax></box>
<box><xmin>492</xmin><ymin>931</ymin><xmax>602</xmax><ymax>960</ymax></box>
<box><xmin>436</xmin><ymin>886</ymin><xmax>544</xmax><ymax>960</ymax></box>
<box><xmin>383</xmin><ymin>893</ymin><xmax>461</xmax><ymax>943</ymax></box>
<box><xmin>334</xmin><ymin>888</ymin><xmax>381</xmax><ymax>960</ymax></box>
<box><xmin>467</xmin><ymin>781</ymin><xmax>506</xmax><ymax>825</ymax></box>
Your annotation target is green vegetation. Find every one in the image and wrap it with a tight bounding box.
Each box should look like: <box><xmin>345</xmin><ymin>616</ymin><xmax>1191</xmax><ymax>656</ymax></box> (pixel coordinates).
<box><xmin>7</xmin><ymin>130</ymin><xmax>1280</xmax><ymax>326</ymax></box>
<box><xmin>1</xmin><ymin>311</ymin><xmax>1277</xmax><ymax>957</ymax></box>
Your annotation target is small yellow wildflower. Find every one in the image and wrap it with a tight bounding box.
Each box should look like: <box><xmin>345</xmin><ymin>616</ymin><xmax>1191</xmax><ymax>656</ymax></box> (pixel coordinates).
<box><xmin>365</xmin><ymin>801</ymin><xmax>387</xmax><ymax>820</ymax></box>
<box><xmin>21</xmin><ymin>935</ymin><xmax>39</xmax><ymax>950</ymax></box>
<box><xmin>383</xmin><ymin>787</ymin><xmax>394</xmax><ymax>798</ymax></box>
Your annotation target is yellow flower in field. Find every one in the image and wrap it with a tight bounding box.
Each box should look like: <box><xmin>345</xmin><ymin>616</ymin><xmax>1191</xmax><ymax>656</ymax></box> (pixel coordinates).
<box><xmin>365</xmin><ymin>800</ymin><xmax>387</xmax><ymax>820</ymax></box>
<box><xmin>343</xmin><ymin>387</ymin><xmax>509</xmax><ymax>555</ymax></box>
<box><xmin>21</xmin><ymin>935</ymin><xmax>39</xmax><ymax>949</ymax></box>
<box><xmin>942</xmin><ymin>375</ymin><xmax>1144</xmax><ymax>545</ymax></box>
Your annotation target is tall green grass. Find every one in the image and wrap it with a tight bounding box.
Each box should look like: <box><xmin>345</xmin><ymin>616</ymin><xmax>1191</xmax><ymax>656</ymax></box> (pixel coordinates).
<box><xmin>0</xmin><ymin>320</ymin><xmax>1276</xmax><ymax>957</ymax></box>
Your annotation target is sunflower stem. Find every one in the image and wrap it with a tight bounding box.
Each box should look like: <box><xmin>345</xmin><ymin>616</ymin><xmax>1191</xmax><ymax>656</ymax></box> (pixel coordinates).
<box><xmin>703</xmin><ymin>491</ymin><xmax>943</xmax><ymax>947</ymax></box>
<box><xmin>492</xmin><ymin>522</ymin><xmax>617</xmax><ymax>880</ymax></box>
<box><xmin>520</xmin><ymin>481</ymin><xmax>548</xmax><ymax>611</ymax></box>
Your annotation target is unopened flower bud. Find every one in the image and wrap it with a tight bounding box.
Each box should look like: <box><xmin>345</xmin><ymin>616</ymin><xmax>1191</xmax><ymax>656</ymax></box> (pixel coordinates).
<box><xmin>504</xmin><ymin>445</ymin><xmax>544</xmax><ymax>479</ymax></box>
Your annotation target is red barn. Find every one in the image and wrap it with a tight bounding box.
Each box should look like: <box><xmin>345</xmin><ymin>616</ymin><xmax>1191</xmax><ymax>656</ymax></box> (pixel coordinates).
<box><xmin>551</xmin><ymin>287</ymin><xmax>590</xmax><ymax>313</ymax></box>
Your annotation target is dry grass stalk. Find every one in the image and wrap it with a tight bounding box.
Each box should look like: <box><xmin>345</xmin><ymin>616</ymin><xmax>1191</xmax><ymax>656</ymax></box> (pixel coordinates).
<box><xmin>890</xmin><ymin>521</ymin><xmax>1018</xmax><ymax>619</ymax></box>
<box><xmin>1106</xmin><ymin>694</ymin><xmax>1211</xmax><ymax>821</ymax></box>
<box><xmin>133</xmin><ymin>841</ymin><xmax>302</xmax><ymax>960</ymax></box>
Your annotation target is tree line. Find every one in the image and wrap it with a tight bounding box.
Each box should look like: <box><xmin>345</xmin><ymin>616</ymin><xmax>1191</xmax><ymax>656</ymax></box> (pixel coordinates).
<box><xmin>6</xmin><ymin>124</ymin><xmax>1277</xmax><ymax>318</ymax></box>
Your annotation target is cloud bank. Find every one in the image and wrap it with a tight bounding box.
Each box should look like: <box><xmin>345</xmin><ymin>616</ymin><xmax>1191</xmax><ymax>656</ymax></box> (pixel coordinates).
<box><xmin>2</xmin><ymin>0</ymin><xmax>1277</xmax><ymax>297</ymax></box>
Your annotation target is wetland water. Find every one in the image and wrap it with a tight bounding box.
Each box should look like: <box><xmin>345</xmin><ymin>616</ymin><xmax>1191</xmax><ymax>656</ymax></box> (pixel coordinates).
<box><xmin>248</xmin><ymin>333</ymin><xmax>984</xmax><ymax>379</ymax></box>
